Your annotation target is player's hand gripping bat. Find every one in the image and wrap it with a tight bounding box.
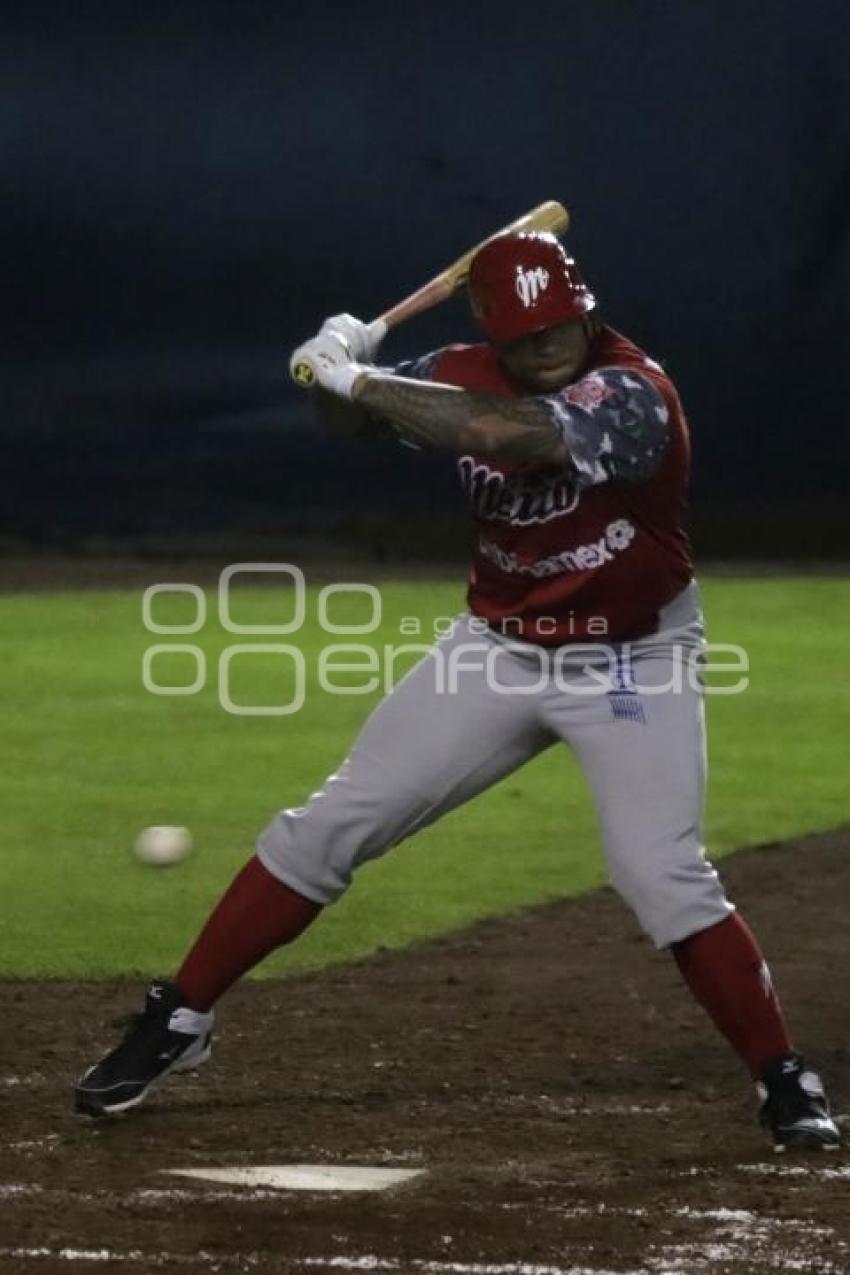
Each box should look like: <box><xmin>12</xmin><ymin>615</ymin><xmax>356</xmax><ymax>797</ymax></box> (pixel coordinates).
<box><xmin>290</xmin><ymin>199</ymin><xmax>570</xmax><ymax>388</ymax></box>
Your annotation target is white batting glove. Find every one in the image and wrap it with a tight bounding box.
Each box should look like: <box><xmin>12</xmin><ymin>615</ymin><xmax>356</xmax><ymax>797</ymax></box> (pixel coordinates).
<box><xmin>319</xmin><ymin>313</ymin><xmax>387</xmax><ymax>362</ymax></box>
<box><xmin>289</xmin><ymin>331</ymin><xmax>368</xmax><ymax>399</ymax></box>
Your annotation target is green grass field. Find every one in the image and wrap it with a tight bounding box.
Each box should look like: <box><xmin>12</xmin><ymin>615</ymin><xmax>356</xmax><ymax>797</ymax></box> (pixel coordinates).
<box><xmin>1</xmin><ymin>576</ymin><xmax>847</xmax><ymax>979</ymax></box>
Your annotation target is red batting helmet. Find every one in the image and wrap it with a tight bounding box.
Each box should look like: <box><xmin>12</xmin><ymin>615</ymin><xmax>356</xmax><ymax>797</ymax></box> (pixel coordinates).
<box><xmin>468</xmin><ymin>231</ymin><xmax>596</xmax><ymax>343</ymax></box>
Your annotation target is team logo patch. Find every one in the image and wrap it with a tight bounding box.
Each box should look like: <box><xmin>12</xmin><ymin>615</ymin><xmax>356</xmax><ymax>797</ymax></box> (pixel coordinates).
<box><xmin>609</xmin><ymin>692</ymin><xmax>646</xmax><ymax>724</ymax></box>
<box><xmin>515</xmin><ymin>265</ymin><xmax>550</xmax><ymax>308</ymax></box>
<box><xmin>608</xmin><ymin>646</ymin><xmax>646</xmax><ymax>724</ymax></box>
<box><xmin>560</xmin><ymin>373</ymin><xmax>615</xmax><ymax>412</ymax></box>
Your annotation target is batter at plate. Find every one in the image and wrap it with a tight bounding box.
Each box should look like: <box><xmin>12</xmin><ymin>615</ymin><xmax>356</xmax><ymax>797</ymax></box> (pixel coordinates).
<box><xmin>75</xmin><ymin>228</ymin><xmax>840</xmax><ymax>1154</ymax></box>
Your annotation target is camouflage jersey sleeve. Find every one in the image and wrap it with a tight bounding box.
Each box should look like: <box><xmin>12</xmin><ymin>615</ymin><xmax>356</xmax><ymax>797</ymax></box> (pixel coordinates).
<box><xmin>546</xmin><ymin>366</ymin><xmax>670</xmax><ymax>487</ymax></box>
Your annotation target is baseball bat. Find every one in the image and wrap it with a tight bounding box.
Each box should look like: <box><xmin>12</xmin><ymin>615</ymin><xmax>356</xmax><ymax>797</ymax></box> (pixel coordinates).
<box><xmin>290</xmin><ymin>199</ymin><xmax>570</xmax><ymax>387</ymax></box>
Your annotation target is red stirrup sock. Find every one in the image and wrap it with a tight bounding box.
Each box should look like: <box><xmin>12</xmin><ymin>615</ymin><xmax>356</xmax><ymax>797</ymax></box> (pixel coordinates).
<box><xmin>670</xmin><ymin>913</ymin><xmax>793</xmax><ymax>1077</ymax></box>
<box><xmin>176</xmin><ymin>856</ymin><xmax>322</xmax><ymax>1011</ymax></box>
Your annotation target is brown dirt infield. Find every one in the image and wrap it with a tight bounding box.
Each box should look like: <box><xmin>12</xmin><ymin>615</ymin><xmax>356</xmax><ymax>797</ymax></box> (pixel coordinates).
<box><xmin>2</xmin><ymin>828</ymin><xmax>848</xmax><ymax>1275</ymax></box>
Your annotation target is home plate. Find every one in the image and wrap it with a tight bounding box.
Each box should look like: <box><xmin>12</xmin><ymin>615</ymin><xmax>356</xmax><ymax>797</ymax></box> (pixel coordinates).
<box><xmin>166</xmin><ymin>1165</ymin><xmax>424</xmax><ymax>1192</ymax></box>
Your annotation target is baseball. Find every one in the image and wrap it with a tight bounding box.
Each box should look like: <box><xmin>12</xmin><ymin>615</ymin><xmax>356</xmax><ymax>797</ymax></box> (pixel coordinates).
<box><xmin>133</xmin><ymin>825</ymin><xmax>193</xmax><ymax>867</ymax></box>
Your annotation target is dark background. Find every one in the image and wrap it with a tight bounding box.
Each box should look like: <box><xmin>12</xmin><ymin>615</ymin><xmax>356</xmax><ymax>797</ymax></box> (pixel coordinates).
<box><xmin>2</xmin><ymin>1</ymin><xmax>849</xmax><ymax>561</ymax></box>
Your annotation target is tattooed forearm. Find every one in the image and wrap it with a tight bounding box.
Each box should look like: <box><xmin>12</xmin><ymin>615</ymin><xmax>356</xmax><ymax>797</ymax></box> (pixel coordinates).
<box><xmin>355</xmin><ymin>373</ymin><xmax>568</xmax><ymax>463</ymax></box>
<box><xmin>311</xmin><ymin>386</ymin><xmax>395</xmax><ymax>441</ymax></box>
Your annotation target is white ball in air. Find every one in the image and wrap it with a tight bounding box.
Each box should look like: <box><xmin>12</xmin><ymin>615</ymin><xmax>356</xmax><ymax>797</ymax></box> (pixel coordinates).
<box><xmin>133</xmin><ymin>825</ymin><xmax>193</xmax><ymax>867</ymax></box>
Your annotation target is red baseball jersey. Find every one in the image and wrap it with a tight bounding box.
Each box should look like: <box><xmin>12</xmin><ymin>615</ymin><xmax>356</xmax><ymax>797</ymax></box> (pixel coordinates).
<box><xmin>399</xmin><ymin>326</ymin><xmax>693</xmax><ymax>644</ymax></box>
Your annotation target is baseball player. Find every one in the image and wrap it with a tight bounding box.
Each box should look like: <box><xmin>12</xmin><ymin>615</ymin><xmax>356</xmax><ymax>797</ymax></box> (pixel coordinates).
<box><xmin>76</xmin><ymin>231</ymin><xmax>839</xmax><ymax>1151</ymax></box>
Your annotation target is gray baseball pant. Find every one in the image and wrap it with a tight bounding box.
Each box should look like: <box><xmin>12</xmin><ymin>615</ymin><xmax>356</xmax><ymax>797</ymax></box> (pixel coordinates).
<box><xmin>257</xmin><ymin>582</ymin><xmax>733</xmax><ymax>947</ymax></box>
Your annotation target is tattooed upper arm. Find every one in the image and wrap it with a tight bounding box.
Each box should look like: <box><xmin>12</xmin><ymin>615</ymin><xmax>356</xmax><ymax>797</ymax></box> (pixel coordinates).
<box><xmin>464</xmin><ymin>395</ymin><xmax>567</xmax><ymax>463</ymax></box>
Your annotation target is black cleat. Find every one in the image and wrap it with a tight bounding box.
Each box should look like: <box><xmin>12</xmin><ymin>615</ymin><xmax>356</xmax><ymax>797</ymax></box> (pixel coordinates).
<box><xmin>75</xmin><ymin>982</ymin><xmax>213</xmax><ymax>1117</ymax></box>
<box><xmin>757</xmin><ymin>1052</ymin><xmax>840</xmax><ymax>1152</ymax></box>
